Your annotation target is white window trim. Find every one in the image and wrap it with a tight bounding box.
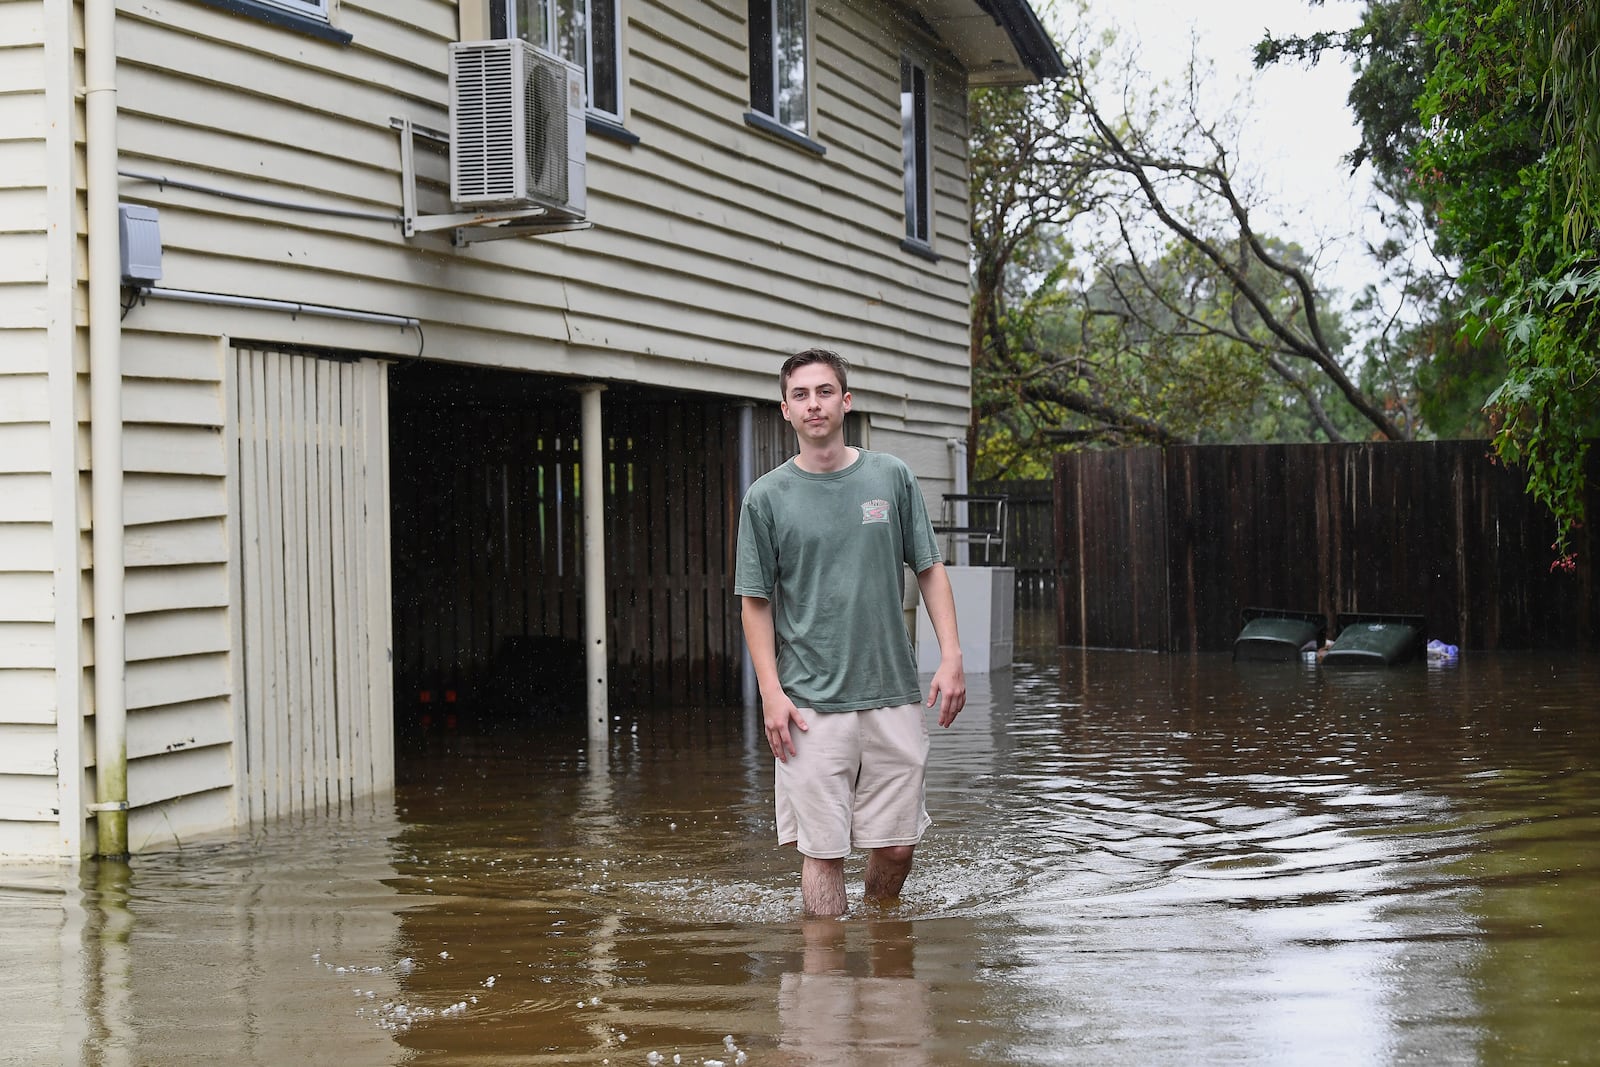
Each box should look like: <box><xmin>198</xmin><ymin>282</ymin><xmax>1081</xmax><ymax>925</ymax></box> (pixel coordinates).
<box><xmin>255</xmin><ymin>0</ymin><xmax>330</xmax><ymax>17</ymax></box>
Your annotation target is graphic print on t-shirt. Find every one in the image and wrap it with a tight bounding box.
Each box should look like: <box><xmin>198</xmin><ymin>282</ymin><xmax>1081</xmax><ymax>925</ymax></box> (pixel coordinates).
<box><xmin>860</xmin><ymin>499</ymin><xmax>891</xmax><ymax>524</ymax></box>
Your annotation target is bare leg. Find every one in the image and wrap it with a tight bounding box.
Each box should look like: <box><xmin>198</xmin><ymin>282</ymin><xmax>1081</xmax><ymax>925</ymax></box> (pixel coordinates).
<box><xmin>801</xmin><ymin>856</ymin><xmax>847</xmax><ymax>916</ymax></box>
<box><xmin>864</xmin><ymin>845</ymin><xmax>914</xmax><ymax>903</ymax></box>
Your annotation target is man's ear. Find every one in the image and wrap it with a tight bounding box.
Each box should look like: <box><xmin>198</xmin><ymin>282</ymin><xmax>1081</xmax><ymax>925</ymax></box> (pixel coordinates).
<box><xmin>842</xmin><ymin>390</ymin><xmax>852</xmax><ymax>413</ymax></box>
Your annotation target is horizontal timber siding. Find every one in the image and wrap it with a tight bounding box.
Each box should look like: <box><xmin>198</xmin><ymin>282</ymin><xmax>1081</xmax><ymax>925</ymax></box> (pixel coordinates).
<box><xmin>117</xmin><ymin>333</ymin><xmax>235</xmax><ymax>848</ymax></box>
<box><xmin>0</xmin><ymin>0</ymin><xmax>59</xmax><ymax>855</ymax></box>
<box><xmin>112</xmin><ymin>0</ymin><xmax>973</xmax><ymax>464</ymax></box>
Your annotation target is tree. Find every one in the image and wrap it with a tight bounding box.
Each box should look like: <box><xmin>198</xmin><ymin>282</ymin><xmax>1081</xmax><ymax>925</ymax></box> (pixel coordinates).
<box><xmin>1255</xmin><ymin>1</ymin><xmax>1509</xmax><ymax>436</ymax></box>
<box><xmin>1417</xmin><ymin>0</ymin><xmax>1600</xmax><ymax>564</ymax></box>
<box><xmin>969</xmin><ymin>46</ymin><xmax>1407</xmax><ymax>479</ymax></box>
<box><xmin>1259</xmin><ymin>0</ymin><xmax>1599</xmax><ymax>562</ymax></box>
<box><xmin>1537</xmin><ymin>0</ymin><xmax>1600</xmax><ymax>245</ymax></box>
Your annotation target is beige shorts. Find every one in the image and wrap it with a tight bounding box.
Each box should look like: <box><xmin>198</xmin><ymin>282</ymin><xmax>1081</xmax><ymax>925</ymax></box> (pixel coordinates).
<box><xmin>775</xmin><ymin>703</ymin><xmax>932</xmax><ymax>859</ymax></box>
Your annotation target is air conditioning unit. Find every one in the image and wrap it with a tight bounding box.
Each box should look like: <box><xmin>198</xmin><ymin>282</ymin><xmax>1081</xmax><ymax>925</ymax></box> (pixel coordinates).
<box><xmin>448</xmin><ymin>39</ymin><xmax>587</xmax><ymax>219</ymax></box>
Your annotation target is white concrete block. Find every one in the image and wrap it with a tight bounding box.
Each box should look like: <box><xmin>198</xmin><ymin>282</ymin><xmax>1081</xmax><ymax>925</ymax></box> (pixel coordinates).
<box><xmin>917</xmin><ymin>565</ymin><xmax>1014</xmax><ymax>674</ymax></box>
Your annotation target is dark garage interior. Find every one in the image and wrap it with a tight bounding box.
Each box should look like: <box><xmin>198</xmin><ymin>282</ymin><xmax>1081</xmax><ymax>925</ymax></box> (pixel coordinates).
<box><xmin>387</xmin><ymin>361</ymin><xmax>795</xmax><ymax>742</ymax></box>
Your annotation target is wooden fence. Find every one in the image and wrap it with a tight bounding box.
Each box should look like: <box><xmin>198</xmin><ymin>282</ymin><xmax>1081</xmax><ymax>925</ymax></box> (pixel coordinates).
<box><xmin>971</xmin><ymin>479</ymin><xmax>1055</xmax><ymax>610</ymax></box>
<box><xmin>1053</xmin><ymin>442</ymin><xmax>1599</xmax><ymax>652</ymax></box>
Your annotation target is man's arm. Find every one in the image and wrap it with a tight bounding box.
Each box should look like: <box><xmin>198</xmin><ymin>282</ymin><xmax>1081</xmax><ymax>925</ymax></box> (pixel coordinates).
<box><xmin>741</xmin><ymin>595</ymin><xmax>808</xmax><ymax>761</ymax></box>
<box><xmin>915</xmin><ymin>563</ymin><xmax>966</xmax><ymax>727</ymax></box>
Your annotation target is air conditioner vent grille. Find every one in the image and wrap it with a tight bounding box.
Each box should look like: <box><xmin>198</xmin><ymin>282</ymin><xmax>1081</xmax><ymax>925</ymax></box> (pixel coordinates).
<box><xmin>527</xmin><ymin>61</ymin><xmax>567</xmax><ymax>204</ymax></box>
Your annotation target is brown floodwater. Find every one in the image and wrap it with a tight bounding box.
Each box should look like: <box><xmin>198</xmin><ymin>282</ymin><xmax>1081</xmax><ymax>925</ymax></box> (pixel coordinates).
<box><xmin>4</xmin><ymin>631</ymin><xmax>1598</xmax><ymax>1066</ymax></box>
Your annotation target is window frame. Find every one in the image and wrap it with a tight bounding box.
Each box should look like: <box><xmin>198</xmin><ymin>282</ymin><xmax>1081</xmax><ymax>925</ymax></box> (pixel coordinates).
<box><xmin>254</xmin><ymin>0</ymin><xmax>328</xmax><ymax>15</ymax></box>
<box><xmin>747</xmin><ymin>0</ymin><xmax>812</xmax><ymax>139</ymax></box>
<box><xmin>900</xmin><ymin>53</ymin><xmax>933</xmax><ymax>252</ymax></box>
<box><xmin>494</xmin><ymin>0</ymin><xmax>625</xmax><ymax>124</ymax></box>
<box><xmin>190</xmin><ymin>0</ymin><xmax>350</xmax><ymax>43</ymax></box>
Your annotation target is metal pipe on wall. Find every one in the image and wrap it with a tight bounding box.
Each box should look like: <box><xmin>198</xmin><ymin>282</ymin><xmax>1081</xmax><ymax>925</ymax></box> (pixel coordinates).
<box><xmin>576</xmin><ymin>385</ymin><xmax>609</xmax><ymax>744</ymax></box>
<box><xmin>139</xmin><ymin>286</ymin><xmax>420</xmax><ymax>328</ymax></box>
<box><xmin>736</xmin><ymin>402</ymin><xmax>757</xmax><ymax>707</ymax></box>
<box><xmin>948</xmin><ymin>437</ymin><xmax>970</xmax><ymax>567</ymax></box>
<box><xmin>86</xmin><ymin>0</ymin><xmax>129</xmax><ymax>858</ymax></box>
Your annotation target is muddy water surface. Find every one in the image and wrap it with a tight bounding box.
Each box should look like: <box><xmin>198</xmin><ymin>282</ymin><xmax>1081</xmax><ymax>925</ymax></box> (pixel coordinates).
<box><xmin>3</xmin><ymin>641</ymin><xmax>1598</xmax><ymax>1065</ymax></box>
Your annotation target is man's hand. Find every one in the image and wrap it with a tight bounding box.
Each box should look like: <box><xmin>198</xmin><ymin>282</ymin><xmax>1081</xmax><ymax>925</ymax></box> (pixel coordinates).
<box><xmin>743</xmin><ymin>595</ymin><xmax>808</xmax><ymax>761</ymax></box>
<box><xmin>926</xmin><ymin>656</ymin><xmax>966</xmax><ymax>728</ymax></box>
<box><xmin>764</xmin><ymin>690</ymin><xmax>808</xmax><ymax>762</ymax></box>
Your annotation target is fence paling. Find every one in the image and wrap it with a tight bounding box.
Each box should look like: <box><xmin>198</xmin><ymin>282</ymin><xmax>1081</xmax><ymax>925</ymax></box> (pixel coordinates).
<box><xmin>970</xmin><ymin>480</ymin><xmax>1054</xmax><ymax>572</ymax></box>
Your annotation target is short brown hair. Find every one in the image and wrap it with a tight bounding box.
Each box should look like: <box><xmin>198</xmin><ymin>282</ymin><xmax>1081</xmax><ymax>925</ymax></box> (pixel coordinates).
<box><xmin>780</xmin><ymin>348</ymin><xmax>850</xmax><ymax>398</ymax></box>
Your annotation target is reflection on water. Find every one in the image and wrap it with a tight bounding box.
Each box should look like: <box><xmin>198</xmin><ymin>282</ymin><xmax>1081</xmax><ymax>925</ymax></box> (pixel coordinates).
<box><xmin>777</xmin><ymin>920</ymin><xmax>931</xmax><ymax>1066</ymax></box>
<box><xmin>3</xmin><ymin>633</ymin><xmax>1597</xmax><ymax>1065</ymax></box>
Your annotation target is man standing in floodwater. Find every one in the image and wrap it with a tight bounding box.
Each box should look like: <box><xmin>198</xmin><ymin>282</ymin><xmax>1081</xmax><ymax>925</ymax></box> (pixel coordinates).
<box><xmin>735</xmin><ymin>348</ymin><xmax>966</xmax><ymax>916</ymax></box>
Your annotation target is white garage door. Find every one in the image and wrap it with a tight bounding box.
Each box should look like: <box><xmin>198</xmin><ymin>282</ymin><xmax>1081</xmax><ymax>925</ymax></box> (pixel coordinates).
<box><xmin>230</xmin><ymin>347</ymin><xmax>392</xmax><ymax>826</ymax></box>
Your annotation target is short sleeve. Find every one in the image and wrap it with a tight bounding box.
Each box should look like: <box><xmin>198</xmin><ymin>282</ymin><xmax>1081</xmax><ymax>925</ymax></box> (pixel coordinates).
<box><xmin>734</xmin><ymin>488</ymin><xmax>777</xmax><ymax>598</ymax></box>
<box><xmin>897</xmin><ymin>461</ymin><xmax>942</xmax><ymax>572</ymax></box>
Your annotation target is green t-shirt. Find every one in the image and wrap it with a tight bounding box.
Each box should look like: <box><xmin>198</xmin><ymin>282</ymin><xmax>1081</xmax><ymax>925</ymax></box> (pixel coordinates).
<box><xmin>735</xmin><ymin>449</ymin><xmax>942</xmax><ymax>711</ymax></box>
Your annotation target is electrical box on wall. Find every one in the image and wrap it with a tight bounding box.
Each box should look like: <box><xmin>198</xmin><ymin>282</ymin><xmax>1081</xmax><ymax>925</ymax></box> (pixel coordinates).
<box><xmin>119</xmin><ymin>204</ymin><xmax>162</xmax><ymax>285</ymax></box>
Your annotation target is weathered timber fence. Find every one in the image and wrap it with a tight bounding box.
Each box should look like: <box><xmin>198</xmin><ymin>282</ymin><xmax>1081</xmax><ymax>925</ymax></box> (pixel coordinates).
<box><xmin>1053</xmin><ymin>442</ymin><xmax>1599</xmax><ymax>652</ymax></box>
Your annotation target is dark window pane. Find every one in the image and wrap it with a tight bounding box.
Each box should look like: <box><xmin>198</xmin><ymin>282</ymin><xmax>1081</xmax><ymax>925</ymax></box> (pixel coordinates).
<box><xmin>902</xmin><ymin>57</ymin><xmax>929</xmax><ymax>242</ymax></box>
<box><xmin>590</xmin><ymin>0</ymin><xmax>619</xmax><ymax>115</ymax></box>
<box><xmin>749</xmin><ymin>0</ymin><xmax>774</xmax><ymax>116</ymax></box>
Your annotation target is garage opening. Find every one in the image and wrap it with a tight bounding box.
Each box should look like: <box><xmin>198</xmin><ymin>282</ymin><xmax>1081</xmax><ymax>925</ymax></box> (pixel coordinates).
<box><xmin>387</xmin><ymin>362</ymin><xmax>794</xmax><ymax>744</ymax></box>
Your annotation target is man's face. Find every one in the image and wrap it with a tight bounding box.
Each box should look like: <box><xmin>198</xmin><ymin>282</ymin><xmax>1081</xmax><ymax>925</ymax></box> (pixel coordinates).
<box><xmin>781</xmin><ymin>362</ymin><xmax>851</xmax><ymax>442</ymax></box>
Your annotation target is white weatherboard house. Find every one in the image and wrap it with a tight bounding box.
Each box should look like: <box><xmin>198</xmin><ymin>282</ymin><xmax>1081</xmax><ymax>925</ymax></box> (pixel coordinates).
<box><xmin>0</xmin><ymin>0</ymin><xmax>1061</xmax><ymax>860</ymax></box>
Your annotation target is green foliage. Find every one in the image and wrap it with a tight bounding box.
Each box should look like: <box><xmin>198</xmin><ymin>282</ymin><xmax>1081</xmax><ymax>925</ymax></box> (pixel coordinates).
<box><xmin>1467</xmin><ymin>251</ymin><xmax>1600</xmax><ymax>563</ymax></box>
<box><xmin>1255</xmin><ymin>0</ymin><xmax>1429</xmax><ymax>185</ymax></box>
<box><xmin>1259</xmin><ymin>1</ymin><xmax>1485</xmax><ymax>445</ymax></box>
<box><xmin>1536</xmin><ymin>0</ymin><xmax>1600</xmax><ymax>245</ymax></box>
<box><xmin>1260</xmin><ymin>0</ymin><xmax>1598</xmax><ymax>560</ymax></box>
<box><xmin>1415</xmin><ymin>0</ymin><xmax>1600</xmax><ymax>560</ymax></box>
<box><xmin>1407</xmin><ymin>304</ymin><xmax>1506</xmax><ymax>437</ymax></box>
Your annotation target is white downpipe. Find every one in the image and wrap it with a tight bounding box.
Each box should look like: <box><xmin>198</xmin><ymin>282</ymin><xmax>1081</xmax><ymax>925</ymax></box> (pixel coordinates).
<box><xmin>577</xmin><ymin>385</ymin><xmax>609</xmax><ymax>744</ymax></box>
<box><xmin>948</xmin><ymin>437</ymin><xmax>970</xmax><ymax>566</ymax></box>
<box><xmin>86</xmin><ymin>0</ymin><xmax>128</xmax><ymax>858</ymax></box>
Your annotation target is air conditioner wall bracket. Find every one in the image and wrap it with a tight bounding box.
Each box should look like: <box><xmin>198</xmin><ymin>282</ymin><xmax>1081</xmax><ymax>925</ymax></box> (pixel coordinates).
<box><xmin>393</xmin><ymin>117</ymin><xmax>590</xmax><ymax>242</ymax></box>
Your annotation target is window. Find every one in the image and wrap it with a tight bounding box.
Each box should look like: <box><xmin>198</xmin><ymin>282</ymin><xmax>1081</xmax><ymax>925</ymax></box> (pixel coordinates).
<box><xmin>901</xmin><ymin>55</ymin><xmax>931</xmax><ymax>247</ymax></box>
<box><xmin>749</xmin><ymin>0</ymin><xmax>809</xmax><ymax>135</ymax></box>
<box><xmin>496</xmin><ymin>0</ymin><xmax>622</xmax><ymax>120</ymax></box>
